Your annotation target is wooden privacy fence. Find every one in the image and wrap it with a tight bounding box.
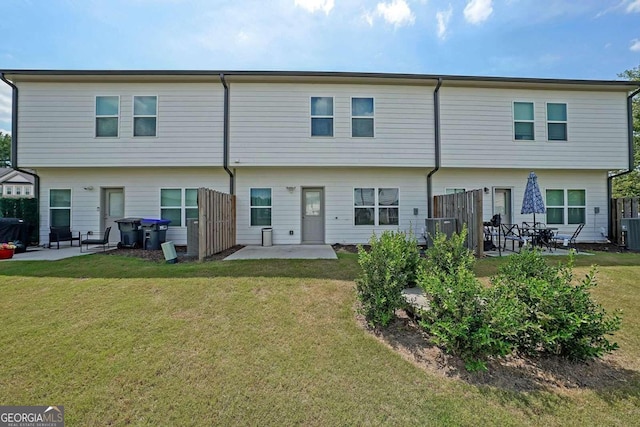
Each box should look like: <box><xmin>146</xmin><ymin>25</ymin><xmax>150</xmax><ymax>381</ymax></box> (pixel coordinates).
<box><xmin>433</xmin><ymin>189</ymin><xmax>484</xmax><ymax>257</ymax></box>
<box><xmin>610</xmin><ymin>197</ymin><xmax>640</xmax><ymax>244</ymax></box>
<box><xmin>198</xmin><ymin>188</ymin><xmax>236</xmax><ymax>261</ymax></box>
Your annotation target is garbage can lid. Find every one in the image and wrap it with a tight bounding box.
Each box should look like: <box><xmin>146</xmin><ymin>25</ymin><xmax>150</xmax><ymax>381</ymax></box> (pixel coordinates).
<box><xmin>262</xmin><ymin>227</ymin><xmax>273</xmax><ymax>230</ymax></box>
<box><xmin>141</xmin><ymin>218</ymin><xmax>172</xmax><ymax>225</ymax></box>
<box><xmin>115</xmin><ymin>217</ymin><xmax>144</xmax><ymax>223</ymax></box>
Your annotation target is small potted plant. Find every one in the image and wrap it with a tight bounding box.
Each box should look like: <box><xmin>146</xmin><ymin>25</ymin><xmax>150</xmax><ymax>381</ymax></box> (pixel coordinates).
<box><xmin>0</xmin><ymin>242</ymin><xmax>17</xmax><ymax>259</ymax></box>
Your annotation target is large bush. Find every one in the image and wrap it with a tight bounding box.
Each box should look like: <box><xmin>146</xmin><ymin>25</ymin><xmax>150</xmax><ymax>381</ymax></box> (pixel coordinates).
<box><xmin>418</xmin><ymin>227</ymin><xmax>518</xmax><ymax>371</ymax></box>
<box><xmin>417</xmin><ymin>229</ymin><xmax>621</xmax><ymax>371</ymax></box>
<box><xmin>491</xmin><ymin>250</ymin><xmax>621</xmax><ymax>360</ymax></box>
<box><xmin>356</xmin><ymin>230</ymin><xmax>422</xmax><ymax>328</ymax></box>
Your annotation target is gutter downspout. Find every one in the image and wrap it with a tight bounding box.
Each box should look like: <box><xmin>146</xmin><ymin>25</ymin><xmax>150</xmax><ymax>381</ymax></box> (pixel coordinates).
<box><xmin>219</xmin><ymin>73</ymin><xmax>235</xmax><ymax>194</ymax></box>
<box><xmin>427</xmin><ymin>78</ymin><xmax>443</xmax><ymax>218</ymax></box>
<box><xmin>1</xmin><ymin>72</ymin><xmax>41</xmax><ymax>243</ymax></box>
<box><xmin>607</xmin><ymin>86</ymin><xmax>640</xmax><ymax>240</ymax></box>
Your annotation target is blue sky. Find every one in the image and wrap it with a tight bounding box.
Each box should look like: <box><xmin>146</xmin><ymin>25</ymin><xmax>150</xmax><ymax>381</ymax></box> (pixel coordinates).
<box><xmin>1</xmin><ymin>0</ymin><xmax>640</xmax><ymax>133</ymax></box>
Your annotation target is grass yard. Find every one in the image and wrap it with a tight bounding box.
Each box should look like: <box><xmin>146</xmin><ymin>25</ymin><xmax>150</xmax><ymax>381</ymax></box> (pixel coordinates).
<box><xmin>1</xmin><ymin>252</ymin><xmax>639</xmax><ymax>426</ymax></box>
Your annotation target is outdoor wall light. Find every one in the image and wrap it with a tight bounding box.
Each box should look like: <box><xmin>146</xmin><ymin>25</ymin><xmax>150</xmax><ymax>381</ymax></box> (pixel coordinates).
<box><xmin>83</xmin><ymin>186</ymin><xmax>94</xmax><ymax>191</ymax></box>
<box><xmin>286</xmin><ymin>186</ymin><xmax>296</xmax><ymax>193</ymax></box>
<box><xmin>484</xmin><ymin>187</ymin><xmax>490</xmax><ymax>194</ymax></box>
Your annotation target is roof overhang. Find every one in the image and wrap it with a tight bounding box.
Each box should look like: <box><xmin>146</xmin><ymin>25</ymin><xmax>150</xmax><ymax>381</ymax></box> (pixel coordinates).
<box><xmin>1</xmin><ymin>69</ymin><xmax>639</xmax><ymax>91</ymax></box>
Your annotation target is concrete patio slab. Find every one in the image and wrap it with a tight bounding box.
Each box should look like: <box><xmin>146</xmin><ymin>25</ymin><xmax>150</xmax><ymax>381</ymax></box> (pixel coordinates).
<box><xmin>223</xmin><ymin>244</ymin><xmax>337</xmax><ymax>260</ymax></box>
<box><xmin>2</xmin><ymin>245</ymin><xmax>115</xmax><ymax>262</ymax></box>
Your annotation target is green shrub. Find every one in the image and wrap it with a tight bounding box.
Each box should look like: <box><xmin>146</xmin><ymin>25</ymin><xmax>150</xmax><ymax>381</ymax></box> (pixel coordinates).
<box><xmin>491</xmin><ymin>250</ymin><xmax>621</xmax><ymax>360</ymax></box>
<box><xmin>418</xmin><ymin>226</ymin><xmax>517</xmax><ymax>371</ymax></box>
<box><xmin>355</xmin><ymin>230</ymin><xmax>422</xmax><ymax>328</ymax></box>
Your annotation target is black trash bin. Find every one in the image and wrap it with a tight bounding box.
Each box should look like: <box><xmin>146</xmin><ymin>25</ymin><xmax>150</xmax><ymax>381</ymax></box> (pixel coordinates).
<box><xmin>115</xmin><ymin>217</ymin><xmax>143</xmax><ymax>248</ymax></box>
<box><xmin>141</xmin><ymin>219</ymin><xmax>171</xmax><ymax>250</ymax></box>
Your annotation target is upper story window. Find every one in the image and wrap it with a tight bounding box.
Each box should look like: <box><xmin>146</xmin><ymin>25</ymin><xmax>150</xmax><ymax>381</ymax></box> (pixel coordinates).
<box><xmin>311</xmin><ymin>97</ymin><xmax>333</xmax><ymax>137</ymax></box>
<box><xmin>547</xmin><ymin>103</ymin><xmax>567</xmax><ymax>141</ymax></box>
<box><xmin>95</xmin><ymin>96</ymin><xmax>119</xmax><ymax>137</ymax></box>
<box><xmin>134</xmin><ymin>96</ymin><xmax>158</xmax><ymax>137</ymax></box>
<box><xmin>352</xmin><ymin>97</ymin><xmax>374</xmax><ymax>137</ymax></box>
<box><xmin>513</xmin><ymin>101</ymin><xmax>534</xmax><ymax>140</ymax></box>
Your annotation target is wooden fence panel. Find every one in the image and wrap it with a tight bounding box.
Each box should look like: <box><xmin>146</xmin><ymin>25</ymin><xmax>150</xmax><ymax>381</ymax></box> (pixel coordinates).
<box><xmin>611</xmin><ymin>197</ymin><xmax>640</xmax><ymax>244</ymax></box>
<box><xmin>197</xmin><ymin>188</ymin><xmax>236</xmax><ymax>261</ymax></box>
<box><xmin>433</xmin><ymin>189</ymin><xmax>483</xmax><ymax>257</ymax></box>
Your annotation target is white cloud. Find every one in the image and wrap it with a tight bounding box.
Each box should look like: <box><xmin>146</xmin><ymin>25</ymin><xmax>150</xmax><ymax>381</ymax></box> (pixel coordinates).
<box><xmin>436</xmin><ymin>5</ymin><xmax>453</xmax><ymax>40</ymax></box>
<box><xmin>0</xmin><ymin>129</ymin><xmax>10</xmax><ymax>135</ymax></box>
<box><xmin>464</xmin><ymin>0</ymin><xmax>493</xmax><ymax>24</ymax></box>
<box><xmin>376</xmin><ymin>0</ymin><xmax>415</xmax><ymax>27</ymax></box>
<box><xmin>631</xmin><ymin>39</ymin><xmax>640</xmax><ymax>52</ymax></box>
<box><xmin>627</xmin><ymin>0</ymin><xmax>640</xmax><ymax>13</ymax></box>
<box><xmin>294</xmin><ymin>0</ymin><xmax>334</xmax><ymax>15</ymax></box>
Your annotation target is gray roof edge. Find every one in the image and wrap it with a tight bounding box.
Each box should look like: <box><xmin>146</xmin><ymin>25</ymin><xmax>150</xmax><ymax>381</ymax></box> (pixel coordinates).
<box><xmin>1</xmin><ymin>69</ymin><xmax>639</xmax><ymax>88</ymax></box>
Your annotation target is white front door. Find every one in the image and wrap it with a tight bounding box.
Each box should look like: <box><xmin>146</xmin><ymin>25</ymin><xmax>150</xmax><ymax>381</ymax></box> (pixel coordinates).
<box><xmin>102</xmin><ymin>188</ymin><xmax>124</xmax><ymax>244</ymax></box>
<box><xmin>301</xmin><ymin>188</ymin><xmax>325</xmax><ymax>244</ymax></box>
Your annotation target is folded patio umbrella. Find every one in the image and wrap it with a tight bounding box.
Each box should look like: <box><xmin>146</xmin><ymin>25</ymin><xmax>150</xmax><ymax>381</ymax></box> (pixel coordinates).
<box><xmin>521</xmin><ymin>171</ymin><xmax>546</xmax><ymax>225</ymax></box>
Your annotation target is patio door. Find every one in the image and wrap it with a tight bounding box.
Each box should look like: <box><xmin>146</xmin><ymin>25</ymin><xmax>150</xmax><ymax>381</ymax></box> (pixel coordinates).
<box><xmin>102</xmin><ymin>188</ymin><xmax>124</xmax><ymax>244</ymax></box>
<box><xmin>493</xmin><ymin>188</ymin><xmax>512</xmax><ymax>225</ymax></box>
<box><xmin>301</xmin><ymin>188</ymin><xmax>325</xmax><ymax>244</ymax></box>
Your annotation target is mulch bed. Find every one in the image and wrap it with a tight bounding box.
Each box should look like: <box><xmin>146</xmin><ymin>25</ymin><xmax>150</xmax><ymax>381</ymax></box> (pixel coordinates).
<box><xmin>96</xmin><ymin>245</ymin><xmax>244</xmax><ymax>262</ymax></box>
<box><xmin>358</xmin><ymin>308</ymin><xmax>637</xmax><ymax>392</ymax></box>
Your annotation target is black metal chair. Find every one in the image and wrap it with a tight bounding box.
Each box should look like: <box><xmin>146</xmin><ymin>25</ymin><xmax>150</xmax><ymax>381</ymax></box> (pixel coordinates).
<box><xmin>80</xmin><ymin>227</ymin><xmax>111</xmax><ymax>252</ymax></box>
<box><xmin>501</xmin><ymin>223</ymin><xmax>526</xmax><ymax>252</ymax></box>
<box><xmin>552</xmin><ymin>223</ymin><xmax>585</xmax><ymax>252</ymax></box>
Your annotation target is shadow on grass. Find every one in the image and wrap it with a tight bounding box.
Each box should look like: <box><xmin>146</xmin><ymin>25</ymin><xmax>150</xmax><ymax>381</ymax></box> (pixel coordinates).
<box><xmin>371</xmin><ymin>311</ymin><xmax>640</xmax><ymax>401</ymax></box>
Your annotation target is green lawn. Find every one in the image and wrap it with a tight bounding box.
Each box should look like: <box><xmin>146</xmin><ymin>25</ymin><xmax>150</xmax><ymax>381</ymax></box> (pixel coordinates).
<box><xmin>1</xmin><ymin>252</ymin><xmax>639</xmax><ymax>426</ymax></box>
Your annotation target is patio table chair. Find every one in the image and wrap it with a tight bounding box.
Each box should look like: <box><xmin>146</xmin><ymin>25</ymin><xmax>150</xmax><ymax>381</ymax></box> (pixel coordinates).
<box><xmin>552</xmin><ymin>223</ymin><xmax>585</xmax><ymax>252</ymax></box>
<box><xmin>80</xmin><ymin>227</ymin><xmax>112</xmax><ymax>252</ymax></box>
<box><xmin>500</xmin><ymin>223</ymin><xmax>527</xmax><ymax>252</ymax></box>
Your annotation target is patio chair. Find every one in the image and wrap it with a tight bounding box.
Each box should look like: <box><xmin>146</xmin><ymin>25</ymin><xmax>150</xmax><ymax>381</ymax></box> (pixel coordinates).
<box><xmin>552</xmin><ymin>223</ymin><xmax>585</xmax><ymax>252</ymax></box>
<box><xmin>80</xmin><ymin>227</ymin><xmax>111</xmax><ymax>252</ymax></box>
<box><xmin>500</xmin><ymin>223</ymin><xmax>527</xmax><ymax>252</ymax></box>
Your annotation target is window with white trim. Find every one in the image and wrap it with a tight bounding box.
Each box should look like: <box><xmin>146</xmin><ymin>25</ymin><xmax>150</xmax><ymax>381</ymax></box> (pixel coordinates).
<box><xmin>445</xmin><ymin>188</ymin><xmax>465</xmax><ymax>194</ymax></box>
<box><xmin>514</xmin><ymin>101</ymin><xmax>534</xmax><ymax>140</ymax></box>
<box><xmin>50</xmin><ymin>189</ymin><xmax>71</xmax><ymax>227</ymax></box>
<box><xmin>547</xmin><ymin>103</ymin><xmax>567</xmax><ymax>141</ymax></box>
<box><xmin>4</xmin><ymin>186</ymin><xmax>12</xmax><ymax>196</ymax></box>
<box><xmin>160</xmin><ymin>188</ymin><xmax>198</xmax><ymax>227</ymax></box>
<box><xmin>133</xmin><ymin>96</ymin><xmax>158</xmax><ymax>137</ymax></box>
<box><xmin>354</xmin><ymin>188</ymin><xmax>399</xmax><ymax>226</ymax></box>
<box><xmin>250</xmin><ymin>188</ymin><xmax>272</xmax><ymax>226</ymax></box>
<box><xmin>352</xmin><ymin>97</ymin><xmax>374</xmax><ymax>137</ymax></box>
<box><xmin>96</xmin><ymin>96</ymin><xmax>119</xmax><ymax>137</ymax></box>
<box><xmin>311</xmin><ymin>97</ymin><xmax>333</xmax><ymax>137</ymax></box>
<box><xmin>546</xmin><ymin>189</ymin><xmax>585</xmax><ymax>225</ymax></box>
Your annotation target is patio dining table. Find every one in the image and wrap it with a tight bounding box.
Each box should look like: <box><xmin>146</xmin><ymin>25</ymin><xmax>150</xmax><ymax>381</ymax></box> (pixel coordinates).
<box><xmin>521</xmin><ymin>225</ymin><xmax>558</xmax><ymax>251</ymax></box>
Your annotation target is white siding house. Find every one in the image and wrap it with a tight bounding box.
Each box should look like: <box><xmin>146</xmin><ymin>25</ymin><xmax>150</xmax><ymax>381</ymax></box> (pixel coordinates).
<box><xmin>1</xmin><ymin>70</ymin><xmax>637</xmax><ymax>247</ymax></box>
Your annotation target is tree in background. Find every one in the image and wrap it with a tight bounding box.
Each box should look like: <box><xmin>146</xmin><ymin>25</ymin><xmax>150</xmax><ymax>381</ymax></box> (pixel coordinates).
<box><xmin>0</xmin><ymin>132</ymin><xmax>10</xmax><ymax>167</ymax></box>
<box><xmin>612</xmin><ymin>66</ymin><xmax>640</xmax><ymax>198</ymax></box>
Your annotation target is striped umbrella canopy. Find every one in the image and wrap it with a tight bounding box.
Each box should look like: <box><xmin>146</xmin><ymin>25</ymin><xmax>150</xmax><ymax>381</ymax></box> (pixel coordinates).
<box><xmin>521</xmin><ymin>171</ymin><xmax>546</xmax><ymax>224</ymax></box>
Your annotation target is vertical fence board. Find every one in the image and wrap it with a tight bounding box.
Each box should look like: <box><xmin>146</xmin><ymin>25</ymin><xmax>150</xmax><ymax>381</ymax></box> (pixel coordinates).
<box><xmin>610</xmin><ymin>197</ymin><xmax>640</xmax><ymax>244</ymax></box>
<box><xmin>433</xmin><ymin>189</ymin><xmax>483</xmax><ymax>256</ymax></box>
<box><xmin>197</xmin><ymin>187</ymin><xmax>236</xmax><ymax>261</ymax></box>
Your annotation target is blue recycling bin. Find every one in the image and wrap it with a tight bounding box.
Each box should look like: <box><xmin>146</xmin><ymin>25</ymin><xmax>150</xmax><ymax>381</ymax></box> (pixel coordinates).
<box><xmin>141</xmin><ymin>219</ymin><xmax>171</xmax><ymax>250</ymax></box>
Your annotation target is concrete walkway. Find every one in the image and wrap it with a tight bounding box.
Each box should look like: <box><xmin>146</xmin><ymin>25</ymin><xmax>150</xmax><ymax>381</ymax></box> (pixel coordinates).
<box><xmin>224</xmin><ymin>244</ymin><xmax>337</xmax><ymax>260</ymax></box>
<box><xmin>2</xmin><ymin>245</ymin><xmax>113</xmax><ymax>261</ymax></box>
